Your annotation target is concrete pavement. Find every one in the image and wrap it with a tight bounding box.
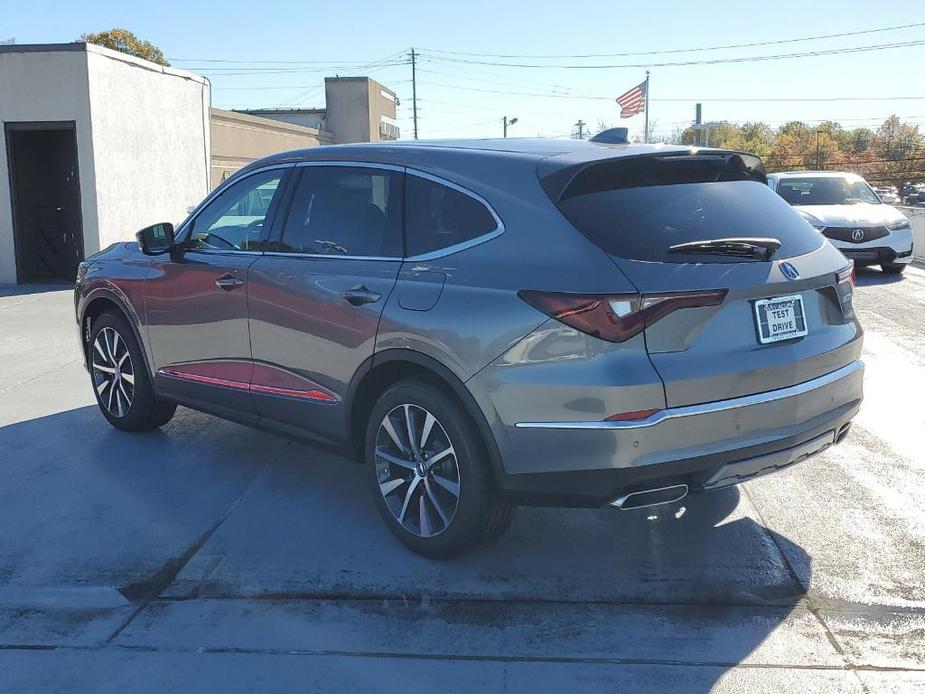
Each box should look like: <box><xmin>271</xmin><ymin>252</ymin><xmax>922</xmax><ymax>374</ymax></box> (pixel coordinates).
<box><xmin>0</xmin><ymin>267</ymin><xmax>923</xmax><ymax>692</ymax></box>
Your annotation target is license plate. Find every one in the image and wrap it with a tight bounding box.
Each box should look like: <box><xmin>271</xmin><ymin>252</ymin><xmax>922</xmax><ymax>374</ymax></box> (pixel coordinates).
<box><xmin>754</xmin><ymin>294</ymin><xmax>808</xmax><ymax>344</ymax></box>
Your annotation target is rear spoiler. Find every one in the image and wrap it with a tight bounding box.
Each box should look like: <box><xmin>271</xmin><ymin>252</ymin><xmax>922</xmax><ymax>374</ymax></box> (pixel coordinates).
<box><xmin>539</xmin><ymin>149</ymin><xmax>768</xmax><ymax>203</ymax></box>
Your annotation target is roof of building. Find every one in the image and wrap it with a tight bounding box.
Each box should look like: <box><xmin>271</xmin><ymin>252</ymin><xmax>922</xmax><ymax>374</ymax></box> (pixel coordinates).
<box><xmin>237</xmin><ymin>108</ymin><xmax>326</xmax><ymax>115</ymax></box>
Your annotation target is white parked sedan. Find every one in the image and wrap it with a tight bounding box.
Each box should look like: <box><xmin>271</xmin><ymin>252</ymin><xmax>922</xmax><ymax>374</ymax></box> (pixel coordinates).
<box><xmin>768</xmin><ymin>171</ymin><xmax>914</xmax><ymax>274</ymax></box>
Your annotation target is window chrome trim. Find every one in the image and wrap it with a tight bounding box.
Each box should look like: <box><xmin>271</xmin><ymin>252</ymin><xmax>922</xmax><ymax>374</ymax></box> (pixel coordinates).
<box><xmin>176</xmin><ymin>159</ymin><xmax>505</xmax><ymax>262</ymax></box>
<box><xmin>403</xmin><ymin>168</ymin><xmax>505</xmax><ymax>262</ymax></box>
<box><xmin>515</xmin><ymin>360</ymin><xmax>863</xmax><ymax>431</ymax></box>
<box><xmin>262</xmin><ymin>251</ymin><xmax>402</xmax><ymax>262</ymax></box>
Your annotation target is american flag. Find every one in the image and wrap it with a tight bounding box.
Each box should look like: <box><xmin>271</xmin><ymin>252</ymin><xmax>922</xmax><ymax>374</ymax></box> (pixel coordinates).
<box><xmin>616</xmin><ymin>81</ymin><xmax>646</xmax><ymax>118</ymax></box>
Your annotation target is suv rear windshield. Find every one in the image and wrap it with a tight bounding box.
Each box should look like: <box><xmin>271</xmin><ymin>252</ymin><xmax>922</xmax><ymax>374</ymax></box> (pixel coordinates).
<box><xmin>554</xmin><ymin>155</ymin><xmax>823</xmax><ymax>263</ymax></box>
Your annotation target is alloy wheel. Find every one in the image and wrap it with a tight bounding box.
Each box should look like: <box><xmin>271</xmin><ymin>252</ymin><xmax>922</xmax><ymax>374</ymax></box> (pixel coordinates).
<box><xmin>374</xmin><ymin>404</ymin><xmax>461</xmax><ymax>538</ymax></box>
<box><xmin>91</xmin><ymin>327</ymin><xmax>135</xmax><ymax>418</ymax></box>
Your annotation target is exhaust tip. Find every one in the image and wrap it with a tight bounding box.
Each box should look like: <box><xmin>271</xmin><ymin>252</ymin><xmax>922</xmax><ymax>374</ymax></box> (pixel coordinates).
<box><xmin>611</xmin><ymin>484</ymin><xmax>689</xmax><ymax>511</ymax></box>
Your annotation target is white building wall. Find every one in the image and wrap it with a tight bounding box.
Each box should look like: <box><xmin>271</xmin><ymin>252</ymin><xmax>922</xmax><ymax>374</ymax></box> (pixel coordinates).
<box><xmin>85</xmin><ymin>45</ymin><xmax>210</xmax><ymax>250</ymax></box>
<box><xmin>0</xmin><ymin>47</ymin><xmax>95</xmax><ymax>284</ymax></box>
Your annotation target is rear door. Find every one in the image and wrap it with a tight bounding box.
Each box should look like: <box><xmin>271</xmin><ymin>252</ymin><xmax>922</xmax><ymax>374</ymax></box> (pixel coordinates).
<box><xmin>246</xmin><ymin>163</ymin><xmax>404</xmax><ymax>443</ymax></box>
<box><xmin>551</xmin><ymin>153</ymin><xmax>862</xmax><ymax>407</ymax></box>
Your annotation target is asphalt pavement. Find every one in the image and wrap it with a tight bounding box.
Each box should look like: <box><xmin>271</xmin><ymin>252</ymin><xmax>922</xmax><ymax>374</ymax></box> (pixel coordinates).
<box><xmin>0</xmin><ymin>265</ymin><xmax>923</xmax><ymax>693</ymax></box>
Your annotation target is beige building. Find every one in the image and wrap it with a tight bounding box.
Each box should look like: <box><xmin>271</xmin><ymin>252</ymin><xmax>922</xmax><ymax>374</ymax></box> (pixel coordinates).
<box><xmin>240</xmin><ymin>77</ymin><xmax>400</xmax><ymax>146</ymax></box>
<box><xmin>210</xmin><ymin>109</ymin><xmax>334</xmax><ymax>186</ymax></box>
<box><xmin>212</xmin><ymin>76</ymin><xmax>399</xmax><ymax>187</ymax></box>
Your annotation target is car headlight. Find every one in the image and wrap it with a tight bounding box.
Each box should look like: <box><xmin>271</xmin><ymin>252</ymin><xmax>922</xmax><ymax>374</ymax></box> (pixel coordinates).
<box><xmin>887</xmin><ymin>219</ymin><xmax>912</xmax><ymax>231</ymax></box>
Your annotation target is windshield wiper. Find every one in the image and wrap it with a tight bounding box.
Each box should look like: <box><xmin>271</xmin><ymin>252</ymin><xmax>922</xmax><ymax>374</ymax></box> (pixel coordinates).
<box><xmin>668</xmin><ymin>237</ymin><xmax>781</xmax><ymax>260</ymax></box>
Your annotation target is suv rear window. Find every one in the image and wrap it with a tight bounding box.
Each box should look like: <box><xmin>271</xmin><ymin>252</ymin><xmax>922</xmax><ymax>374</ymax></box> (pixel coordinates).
<box><xmin>554</xmin><ymin>155</ymin><xmax>823</xmax><ymax>263</ymax></box>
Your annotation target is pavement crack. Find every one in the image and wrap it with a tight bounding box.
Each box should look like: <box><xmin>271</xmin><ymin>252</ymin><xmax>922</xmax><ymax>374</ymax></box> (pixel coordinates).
<box><xmin>743</xmin><ymin>485</ymin><xmax>873</xmax><ymax>694</ymax></box>
<box><xmin>103</xmin><ymin>452</ymin><xmax>282</xmax><ymax>645</ymax></box>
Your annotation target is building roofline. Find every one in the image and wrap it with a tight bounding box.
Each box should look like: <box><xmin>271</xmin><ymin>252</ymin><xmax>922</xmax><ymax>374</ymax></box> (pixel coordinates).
<box><xmin>0</xmin><ymin>42</ymin><xmax>207</xmax><ymax>84</ymax></box>
<box><xmin>237</xmin><ymin>108</ymin><xmax>326</xmax><ymax>115</ymax></box>
<box><xmin>0</xmin><ymin>42</ymin><xmax>87</xmax><ymax>54</ymax></box>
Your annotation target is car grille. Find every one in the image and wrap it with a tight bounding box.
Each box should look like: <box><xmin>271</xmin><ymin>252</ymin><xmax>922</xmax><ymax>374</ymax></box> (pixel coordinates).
<box><xmin>821</xmin><ymin>226</ymin><xmax>890</xmax><ymax>243</ymax></box>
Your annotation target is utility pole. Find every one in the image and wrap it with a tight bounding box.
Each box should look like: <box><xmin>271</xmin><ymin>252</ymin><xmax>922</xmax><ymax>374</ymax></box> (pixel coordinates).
<box><xmin>502</xmin><ymin>116</ymin><xmax>518</xmax><ymax>137</ymax></box>
<box><xmin>574</xmin><ymin>120</ymin><xmax>586</xmax><ymax>139</ymax></box>
<box><xmin>411</xmin><ymin>48</ymin><xmax>418</xmax><ymax>140</ymax></box>
<box><xmin>694</xmin><ymin>103</ymin><xmax>702</xmax><ymax>147</ymax></box>
<box><xmin>815</xmin><ymin>128</ymin><xmax>822</xmax><ymax>169</ymax></box>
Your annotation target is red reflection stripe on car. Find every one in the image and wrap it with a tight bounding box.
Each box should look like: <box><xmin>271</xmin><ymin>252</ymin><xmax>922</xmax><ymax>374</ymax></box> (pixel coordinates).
<box><xmin>249</xmin><ymin>383</ymin><xmax>336</xmax><ymax>402</ymax></box>
<box><xmin>159</xmin><ymin>368</ymin><xmax>337</xmax><ymax>402</ymax></box>
<box><xmin>160</xmin><ymin>370</ymin><xmax>249</xmax><ymax>390</ymax></box>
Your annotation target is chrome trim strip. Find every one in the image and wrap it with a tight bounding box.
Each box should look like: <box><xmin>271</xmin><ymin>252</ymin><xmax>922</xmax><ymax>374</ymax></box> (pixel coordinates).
<box><xmin>515</xmin><ymin>360</ymin><xmax>864</xmax><ymax>431</ymax></box>
<box><xmin>261</xmin><ymin>251</ymin><xmax>402</xmax><ymax>262</ymax></box>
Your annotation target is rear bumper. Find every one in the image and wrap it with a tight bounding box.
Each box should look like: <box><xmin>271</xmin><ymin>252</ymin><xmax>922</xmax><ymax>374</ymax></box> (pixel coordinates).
<box><xmin>496</xmin><ymin>360</ymin><xmax>863</xmax><ymax>506</ymax></box>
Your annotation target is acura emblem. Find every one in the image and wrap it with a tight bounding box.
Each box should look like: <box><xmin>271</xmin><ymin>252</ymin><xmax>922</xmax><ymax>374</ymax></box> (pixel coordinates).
<box><xmin>851</xmin><ymin>228</ymin><xmax>865</xmax><ymax>241</ymax></box>
<box><xmin>780</xmin><ymin>262</ymin><xmax>800</xmax><ymax>280</ymax></box>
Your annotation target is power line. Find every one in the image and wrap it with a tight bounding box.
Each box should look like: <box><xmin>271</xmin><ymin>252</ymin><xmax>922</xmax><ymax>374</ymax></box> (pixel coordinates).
<box><xmin>653</xmin><ymin>96</ymin><xmax>925</xmax><ymax>103</ymax></box>
<box><xmin>417</xmin><ymin>39</ymin><xmax>925</xmax><ymax>70</ymax></box>
<box><xmin>418</xmin><ymin>21</ymin><xmax>925</xmax><ymax>59</ymax></box>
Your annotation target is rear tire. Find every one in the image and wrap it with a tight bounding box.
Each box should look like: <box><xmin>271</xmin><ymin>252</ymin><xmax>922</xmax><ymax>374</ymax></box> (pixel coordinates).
<box><xmin>881</xmin><ymin>263</ymin><xmax>906</xmax><ymax>274</ymax></box>
<box><xmin>477</xmin><ymin>496</ymin><xmax>516</xmax><ymax>545</ymax></box>
<box><xmin>365</xmin><ymin>380</ymin><xmax>503</xmax><ymax>558</ymax></box>
<box><xmin>89</xmin><ymin>311</ymin><xmax>177</xmax><ymax>431</ymax></box>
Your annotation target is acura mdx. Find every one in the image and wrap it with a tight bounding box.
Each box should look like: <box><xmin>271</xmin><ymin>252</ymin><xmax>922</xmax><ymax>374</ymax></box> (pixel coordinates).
<box><xmin>75</xmin><ymin>138</ymin><xmax>864</xmax><ymax>557</ymax></box>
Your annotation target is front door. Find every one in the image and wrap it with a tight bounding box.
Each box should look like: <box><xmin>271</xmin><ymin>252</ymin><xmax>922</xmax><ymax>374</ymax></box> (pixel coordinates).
<box><xmin>6</xmin><ymin>123</ymin><xmax>84</xmax><ymax>283</ymax></box>
<box><xmin>146</xmin><ymin>167</ymin><xmax>290</xmax><ymax>423</ymax></box>
<box><xmin>247</xmin><ymin>164</ymin><xmax>404</xmax><ymax>443</ymax></box>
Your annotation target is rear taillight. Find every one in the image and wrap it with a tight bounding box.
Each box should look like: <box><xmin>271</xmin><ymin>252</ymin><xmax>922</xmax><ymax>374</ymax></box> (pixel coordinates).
<box><xmin>836</xmin><ymin>263</ymin><xmax>855</xmax><ymax>287</ymax></box>
<box><xmin>518</xmin><ymin>289</ymin><xmax>727</xmax><ymax>343</ymax></box>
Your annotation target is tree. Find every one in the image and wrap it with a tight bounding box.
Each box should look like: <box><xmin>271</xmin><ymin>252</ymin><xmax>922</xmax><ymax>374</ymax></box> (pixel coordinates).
<box><xmin>80</xmin><ymin>28</ymin><xmax>168</xmax><ymax>66</ymax></box>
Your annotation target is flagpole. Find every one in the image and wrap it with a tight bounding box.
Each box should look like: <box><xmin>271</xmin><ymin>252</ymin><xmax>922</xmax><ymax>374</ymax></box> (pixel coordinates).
<box><xmin>644</xmin><ymin>70</ymin><xmax>650</xmax><ymax>143</ymax></box>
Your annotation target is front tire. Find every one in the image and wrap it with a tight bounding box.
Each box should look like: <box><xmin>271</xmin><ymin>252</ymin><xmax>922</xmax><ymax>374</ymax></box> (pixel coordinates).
<box><xmin>89</xmin><ymin>311</ymin><xmax>176</xmax><ymax>431</ymax></box>
<box><xmin>365</xmin><ymin>380</ymin><xmax>504</xmax><ymax>558</ymax></box>
<box><xmin>881</xmin><ymin>262</ymin><xmax>906</xmax><ymax>274</ymax></box>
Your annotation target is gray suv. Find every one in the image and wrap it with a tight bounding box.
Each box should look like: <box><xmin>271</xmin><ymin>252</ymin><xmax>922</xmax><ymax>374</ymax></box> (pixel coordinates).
<box><xmin>75</xmin><ymin>138</ymin><xmax>864</xmax><ymax>557</ymax></box>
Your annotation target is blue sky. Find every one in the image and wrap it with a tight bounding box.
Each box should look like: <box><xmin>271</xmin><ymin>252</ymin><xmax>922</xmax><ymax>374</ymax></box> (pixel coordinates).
<box><xmin>5</xmin><ymin>1</ymin><xmax>924</xmax><ymax>140</ymax></box>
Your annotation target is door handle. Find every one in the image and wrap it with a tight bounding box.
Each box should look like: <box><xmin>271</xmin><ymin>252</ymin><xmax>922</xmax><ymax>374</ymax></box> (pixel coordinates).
<box><xmin>342</xmin><ymin>285</ymin><xmax>382</xmax><ymax>306</ymax></box>
<box><xmin>215</xmin><ymin>274</ymin><xmax>245</xmax><ymax>291</ymax></box>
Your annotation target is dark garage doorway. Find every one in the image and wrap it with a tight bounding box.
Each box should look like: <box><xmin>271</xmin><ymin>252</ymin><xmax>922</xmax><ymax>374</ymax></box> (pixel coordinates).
<box><xmin>6</xmin><ymin>122</ymin><xmax>84</xmax><ymax>283</ymax></box>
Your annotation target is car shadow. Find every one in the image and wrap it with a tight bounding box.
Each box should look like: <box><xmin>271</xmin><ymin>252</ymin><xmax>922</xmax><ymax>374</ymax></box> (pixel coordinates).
<box><xmin>0</xmin><ymin>404</ymin><xmax>812</xmax><ymax>690</ymax></box>
<box><xmin>0</xmin><ymin>281</ymin><xmax>73</xmax><ymax>298</ymax></box>
<box><xmin>854</xmin><ymin>267</ymin><xmax>904</xmax><ymax>286</ymax></box>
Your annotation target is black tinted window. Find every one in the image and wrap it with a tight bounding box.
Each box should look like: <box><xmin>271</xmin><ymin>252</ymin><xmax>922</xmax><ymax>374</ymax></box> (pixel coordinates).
<box><xmin>278</xmin><ymin>167</ymin><xmax>402</xmax><ymax>257</ymax></box>
<box><xmin>405</xmin><ymin>175</ymin><xmax>497</xmax><ymax>256</ymax></box>
<box><xmin>556</xmin><ymin>159</ymin><xmax>822</xmax><ymax>262</ymax></box>
<box><xmin>189</xmin><ymin>170</ymin><xmax>283</xmax><ymax>251</ymax></box>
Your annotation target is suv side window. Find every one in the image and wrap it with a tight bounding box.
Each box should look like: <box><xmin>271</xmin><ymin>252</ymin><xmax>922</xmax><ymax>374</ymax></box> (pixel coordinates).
<box><xmin>187</xmin><ymin>170</ymin><xmax>284</xmax><ymax>251</ymax></box>
<box><xmin>277</xmin><ymin>166</ymin><xmax>403</xmax><ymax>257</ymax></box>
<box><xmin>405</xmin><ymin>175</ymin><xmax>498</xmax><ymax>257</ymax></box>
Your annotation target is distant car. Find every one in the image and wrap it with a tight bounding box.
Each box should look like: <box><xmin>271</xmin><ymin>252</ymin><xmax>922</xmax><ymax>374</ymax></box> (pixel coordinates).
<box><xmin>768</xmin><ymin>171</ymin><xmax>914</xmax><ymax>274</ymax></box>
<box><xmin>875</xmin><ymin>187</ymin><xmax>900</xmax><ymax>205</ymax></box>
<box><xmin>74</xmin><ymin>141</ymin><xmax>864</xmax><ymax>557</ymax></box>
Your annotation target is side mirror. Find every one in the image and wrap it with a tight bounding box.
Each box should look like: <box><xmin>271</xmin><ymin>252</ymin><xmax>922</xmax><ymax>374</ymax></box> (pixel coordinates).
<box><xmin>136</xmin><ymin>222</ymin><xmax>176</xmax><ymax>256</ymax></box>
